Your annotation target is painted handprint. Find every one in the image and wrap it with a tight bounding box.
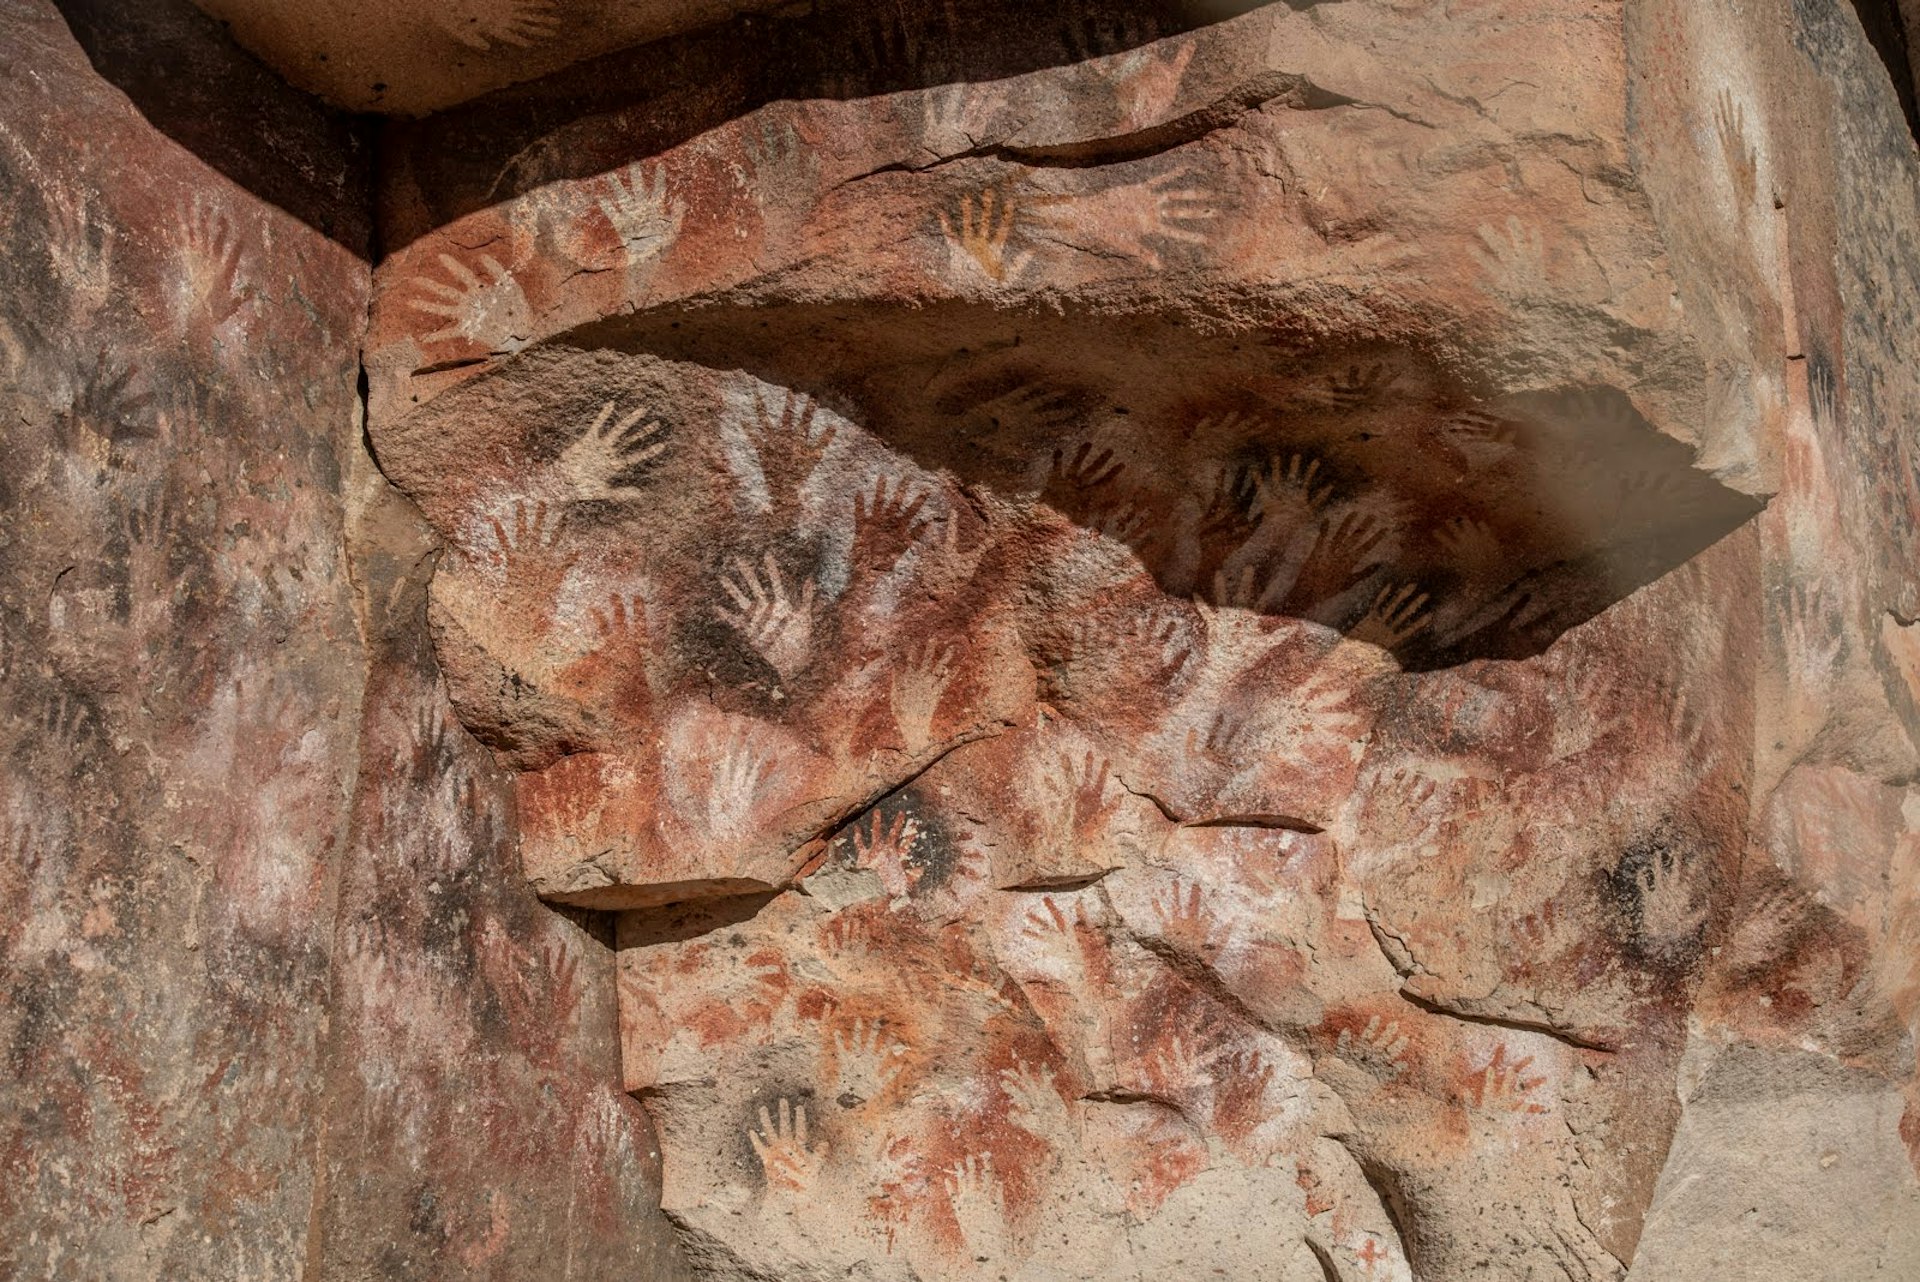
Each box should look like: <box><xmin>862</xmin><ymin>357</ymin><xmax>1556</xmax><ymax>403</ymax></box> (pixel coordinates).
<box><xmin>1781</xmin><ymin>582</ymin><xmax>1845</xmax><ymax>679</ymax></box>
<box><xmin>44</xmin><ymin>181</ymin><xmax>113</xmax><ymax>321</ymax></box>
<box><xmin>962</xmin><ymin>379</ymin><xmax>1082</xmax><ymax>439</ymax></box>
<box><xmin>1001</xmin><ymin>1056</ymin><xmax>1074</xmax><ymax>1138</ymax></box>
<box><xmin>1210</xmin><ymin>1048</ymin><xmax>1277</xmax><ymax>1142</ymax></box>
<box><xmin>481</xmin><ymin>499</ymin><xmax>570</xmax><ymax>577</ymax></box>
<box><xmin>852</xmin><ymin>471</ymin><xmax>932</xmax><ymax>569</ymax></box>
<box><xmin>1180</xmin><ymin>469</ymin><xmax>1260</xmax><ymax>580</ymax></box>
<box><xmin>716</xmin><ymin>553</ymin><xmax>818</xmax><ymax>683</ymax></box>
<box><xmin>1047</xmin><ymin>440</ymin><xmax>1124</xmax><ymax>495</ymax></box>
<box><xmin>555</xmin><ymin>400</ymin><xmax>669</xmax><ymax>500</ymax></box>
<box><xmin>846</xmin><ymin>808</ymin><xmax>924</xmax><ymax>899</ymax></box>
<box><xmin>1249</xmin><ymin>451</ymin><xmax>1335</xmax><ymax>518</ymax></box>
<box><xmin>740</xmin><ymin>115</ymin><xmax>815</xmax><ymax>196</ymax></box>
<box><xmin>435</xmin><ymin>0</ymin><xmax>560</xmax><ymax>50</ymax></box>
<box><xmin>1335</xmin><ymin>1015</ymin><xmax>1411</xmax><ymax>1081</ymax></box>
<box><xmin>1110</xmin><ymin>168</ymin><xmax>1219</xmax><ymax>269</ymax></box>
<box><xmin>1350</xmin><ymin>764</ymin><xmax>1445</xmax><ymax>855</ymax></box>
<box><xmin>745</xmin><ymin>388</ymin><xmax>836</xmax><ymax>487</ymax></box>
<box><xmin>1434</xmin><ymin>517</ymin><xmax>1502</xmax><ymax>578</ymax></box>
<box><xmin>1144</xmin><ymin>1031</ymin><xmax>1216</xmax><ymax>1098</ymax></box>
<box><xmin>944</xmin><ymin>1151</ymin><xmax>1009</xmax><ymax>1258</ymax></box>
<box><xmin>939</xmin><ymin>187</ymin><xmax>1033</xmax><ymax>284</ymax></box>
<box><xmin>1461</xmin><ymin>1043</ymin><xmax>1549</xmax><ymax>1115</ymax></box>
<box><xmin>1437</xmin><ymin>408</ymin><xmax>1518</xmax><ymax>460</ymax></box>
<box><xmin>1474</xmin><ymin>216</ymin><xmax>1549</xmax><ymax>296</ymax></box>
<box><xmin>41</xmin><ymin>687</ymin><xmax>97</xmax><ymax>756</ymax></box>
<box><xmin>1037</xmin><ymin>749</ymin><xmax>1115</xmax><ymax>852</ymax></box>
<box><xmin>1019</xmin><ymin>895</ymin><xmax>1092</xmax><ymax>968</ymax></box>
<box><xmin>1723</xmin><ymin>881</ymin><xmax>1813</xmax><ymax>970</ymax></box>
<box><xmin>174</xmin><ymin>194</ymin><xmax>248</xmax><ymax>329</ymax></box>
<box><xmin>1108</xmin><ymin>40</ymin><xmax>1196</xmax><ymax>125</ymax></box>
<box><xmin>827</xmin><ymin>1015</ymin><xmax>910</xmax><ymax>1105</ymax></box>
<box><xmin>1185</xmin><ymin>708</ymin><xmax>1253</xmax><ymax>764</ymax></box>
<box><xmin>1061</xmin><ymin>7</ymin><xmax>1162</xmax><ymax>62</ymax></box>
<box><xmin>920</xmin><ymin>83</ymin><xmax>1007</xmax><ymax>158</ymax></box>
<box><xmin>1346</xmin><ymin>583</ymin><xmax>1432</xmax><ymax>651</ymax></box>
<box><xmin>1116</xmin><ymin>609</ymin><xmax>1193</xmax><ymax>686</ymax></box>
<box><xmin>589</xmin><ymin>592</ymin><xmax>646</xmax><ymax>645</ymax></box>
<box><xmin>705</xmin><ymin>724</ymin><xmax>778</xmax><ymax>841</ymax></box>
<box><xmin>597</xmin><ymin>162</ymin><xmax>684</xmax><ymax>268</ymax></box>
<box><xmin>748</xmin><ymin>1097</ymin><xmax>829</xmax><ymax>1193</ymax></box>
<box><xmin>1152</xmin><ymin>880</ymin><xmax>1221</xmax><ymax>956</ymax></box>
<box><xmin>409</xmin><ymin>253</ymin><xmax>531</xmax><ymax>355</ymax></box>
<box><xmin>68</xmin><ymin>350</ymin><xmax>153</xmax><ymax>443</ymax></box>
<box><xmin>1713</xmin><ymin>87</ymin><xmax>1760</xmax><ymax>210</ymax></box>
<box><xmin>1625</xmin><ymin>835</ymin><xmax>1709</xmax><ymax>957</ymax></box>
<box><xmin>1321</xmin><ymin>363</ymin><xmax>1398</xmax><ymax>407</ymax></box>
<box><xmin>890</xmin><ymin>639</ymin><xmax>957</xmax><ymax>755</ymax></box>
<box><xmin>1278</xmin><ymin>510</ymin><xmax>1389</xmax><ymax>612</ymax></box>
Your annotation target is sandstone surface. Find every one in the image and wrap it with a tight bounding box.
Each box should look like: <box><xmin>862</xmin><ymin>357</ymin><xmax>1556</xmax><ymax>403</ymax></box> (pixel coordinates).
<box><xmin>0</xmin><ymin>2</ymin><xmax>685</xmax><ymax>1278</ymax></box>
<box><xmin>5</xmin><ymin>0</ymin><xmax>1920</xmax><ymax>1279</ymax></box>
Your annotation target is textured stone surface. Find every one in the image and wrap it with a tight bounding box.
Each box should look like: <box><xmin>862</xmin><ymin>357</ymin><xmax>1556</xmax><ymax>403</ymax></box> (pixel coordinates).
<box><xmin>0</xmin><ymin>1</ymin><xmax>686</xmax><ymax>1277</ymax></box>
<box><xmin>350</xmin><ymin>0</ymin><xmax>1920</xmax><ymax>1278</ymax></box>
<box><xmin>191</xmin><ymin>0</ymin><xmax>786</xmax><ymax>114</ymax></box>
<box><xmin>312</xmin><ymin>464</ymin><xmax>690</xmax><ymax>1281</ymax></box>
<box><xmin>6</xmin><ymin>0</ymin><xmax>1920</xmax><ymax>1278</ymax></box>
<box><xmin>0</xmin><ymin>1</ymin><xmax>368</xmax><ymax>1271</ymax></box>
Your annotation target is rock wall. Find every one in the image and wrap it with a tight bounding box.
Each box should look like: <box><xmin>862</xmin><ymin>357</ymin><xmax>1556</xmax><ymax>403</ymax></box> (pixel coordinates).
<box><xmin>0</xmin><ymin>0</ymin><xmax>369</xmax><ymax>1271</ymax></box>
<box><xmin>6</xmin><ymin>0</ymin><xmax>1920</xmax><ymax>1278</ymax></box>
<box><xmin>0</xmin><ymin>1</ymin><xmax>686</xmax><ymax>1277</ymax></box>
<box><xmin>361</xmin><ymin>0</ymin><xmax>1920</xmax><ymax>1278</ymax></box>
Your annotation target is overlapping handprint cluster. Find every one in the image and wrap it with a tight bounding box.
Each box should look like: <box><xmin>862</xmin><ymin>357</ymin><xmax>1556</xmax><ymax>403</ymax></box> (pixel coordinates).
<box><xmin>377</xmin><ymin>333</ymin><xmax>1769</xmax><ymax>1280</ymax></box>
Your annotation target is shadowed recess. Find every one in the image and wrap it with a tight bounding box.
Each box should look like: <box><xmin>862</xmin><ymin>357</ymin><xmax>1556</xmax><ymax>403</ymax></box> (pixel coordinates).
<box><xmin>546</xmin><ymin>300</ymin><xmax>1765</xmax><ymax>671</ymax></box>
<box><xmin>51</xmin><ymin>0</ymin><xmax>373</xmax><ymax>255</ymax></box>
<box><xmin>47</xmin><ymin>0</ymin><xmax>1313</xmax><ymax>253</ymax></box>
<box><xmin>379</xmin><ymin>0</ymin><xmax>1307</xmax><ymax>243</ymax></box>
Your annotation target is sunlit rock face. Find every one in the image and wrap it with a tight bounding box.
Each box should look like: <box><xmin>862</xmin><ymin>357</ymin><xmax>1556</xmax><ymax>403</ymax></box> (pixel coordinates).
<box><xmin>380</xmin><ymin>345</ymin><xmax>1754</xmax><ymax>1278</ymax></box>
<box><xmin>8</xmin><ymin>0</ymin><xmax>1920</xmax><ymax>1277</ymax></box>
<box><xmin>354</xmin><ymin>0</ymin><xmax>1920</xmax><ymax>1277</ymax></box>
